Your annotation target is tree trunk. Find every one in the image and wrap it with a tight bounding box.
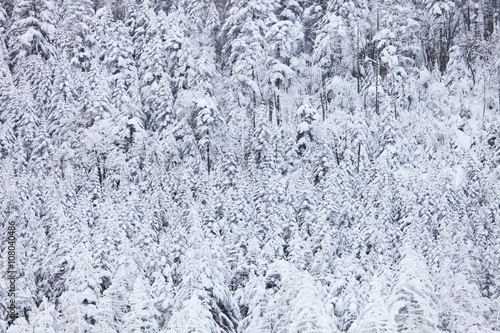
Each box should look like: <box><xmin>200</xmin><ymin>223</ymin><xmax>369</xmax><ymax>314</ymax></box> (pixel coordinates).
<box><xmin>357</xmin><ymin>142</ymin><xmax>361</xmax><ymax>173</ymax></box>
<box><xmin>375</xmin><ymin>9</ymin><xmax>380</xmax><ymax>115</ymax></box>
<box><xmin>207</xmin><ymin>141</ymin><xmax>211</xmax><ymax>175</ymax></box>
<box><xmin>268</xmin><ymin>98</ymin><xmax>273</xmax><ymax>123</ymax></box>
<box><xmin>275</xmin><ymin>93</ymin><xmax>281</xmax><ymax>126</ymax></box>
<box><xmin>357</xmin><ymin>22</ymin><xmax>361</xmax><ymax>93</ymax></box>
<box><xmin>320</xmin><ymin>91</ymin><xmax>326</xmax><ymax>121</ymax></box>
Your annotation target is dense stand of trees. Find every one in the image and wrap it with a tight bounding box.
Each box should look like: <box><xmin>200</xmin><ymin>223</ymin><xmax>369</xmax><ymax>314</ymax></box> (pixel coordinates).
<box><xmin>0</xmin><ymin>0</ymin><xmax>499</xmax><ymax>331</ymax></box>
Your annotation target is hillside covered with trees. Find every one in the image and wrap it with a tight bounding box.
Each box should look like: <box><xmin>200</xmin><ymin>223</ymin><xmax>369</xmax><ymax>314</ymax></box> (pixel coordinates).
<box><xmin>0</xmin><ymin>0</ymin><xmax>499</xmax><ymax>331</ymax></box>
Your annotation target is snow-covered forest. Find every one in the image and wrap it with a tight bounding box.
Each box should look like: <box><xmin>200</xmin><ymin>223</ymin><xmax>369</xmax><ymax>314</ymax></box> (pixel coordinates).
<box><xmin>0</xmin><ymin>0</ymin><xmax>498</xmax><ymax>331</ymax></box>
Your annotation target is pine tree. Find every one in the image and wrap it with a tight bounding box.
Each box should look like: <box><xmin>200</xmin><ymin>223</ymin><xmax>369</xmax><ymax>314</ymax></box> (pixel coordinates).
<box><xmin>222</xmin><ymin>0</ymin><xmax>278</xmax><ymax>110</ymax></box>
<box><xmin>47</xmin><ymin>54</ymin><xmax>77</xmax><ymax>144</ymax></box>
<box><xmin>30</xmin><ymin>298</ymin><xmax>58</xmax><ymax>333</ymax></box>
<box><xmin>239</xmin><ymin>260</ymin><xmax>337</xmax><ymax>332</ymax></box>
<box><xmin>349</xmin><ymin>268</ymin><xmax>398</xmax><ymax>333</ymax></box>
<box><xmin>296</xmin><ymin>96</ymin><xmax>315</xmax><ymax>156</ymax></box>
<box><xmin>60</xmin><ymin>0</ymin><xmax>96</xmax><ymax>71</ymax></box>
<box><xmin>125</xmin><ymin>0</ymin><xmax>152</xmax><ymax>63</ymax></box>
<box><xmin>167</xmin><ymin>206</ymin><xmax>240</xmax><ymax>333</ymax></box>
<box><xmin>6</xmin><ymin>0</ymin><xmax>56</xmax><ymax>69</ymax></box>
<box><xmin>58</xmin><ymin>240</ymin><xmax>101</xmax><ymax>332</ymax></box>
<box><xmin>264</xmin><ymin>0</ymin><xmax>305</xmax><ymax>125</ymax></box>
<box><xmin>445</xmin><ymin>45</ymin><xmax>474</xmax><ymax>118</ymax></box>
<box><xmin>138</xmin><ymin>11</ymin><xmax>174</xmax><ymax>132</ymax></box>
<box><xmin>390</xmin><ymin>245</ymin><xmax>438</xmax><ymax>332</ymax></box>
<box><xmin>11</xmin><ymin>78</ymin><xmax>39</xmax><ymax>170</ymax></box>
<box><xmin>102</xmin><ymin>19</ymin><xmax>142</xmax><ymax>128</ymax></box>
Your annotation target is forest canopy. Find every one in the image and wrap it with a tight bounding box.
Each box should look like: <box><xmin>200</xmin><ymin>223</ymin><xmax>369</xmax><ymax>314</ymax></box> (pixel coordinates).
<box><xmin>0</xmin><ymin>0</ymin><xmax>499</xmax><ymax>332</ymax></box>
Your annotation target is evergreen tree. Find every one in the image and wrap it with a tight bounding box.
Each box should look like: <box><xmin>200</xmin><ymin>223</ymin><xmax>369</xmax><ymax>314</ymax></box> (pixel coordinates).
<box><xmin>167</xmin><ymin>206</ymin><xmax>239</xmax><ymax>333</ymax></box>
<box><xmin>60</xmin><ymin>0</ymin><xmax>96</xmax><ymax>71</ymax></box>
<box><xmin>6</xmin><ymin>0</ymin><xmax>56</xmax><ymax>69</ymax></box>
<box><xmin>390</xmin><ymin>245</ymin><xmax>438</xmax><ymax>332</ymax></box>
<box><xmin>222</xmin><ymin>0</ymin><xmax>278</xmax><ymax>111</ymax></box>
